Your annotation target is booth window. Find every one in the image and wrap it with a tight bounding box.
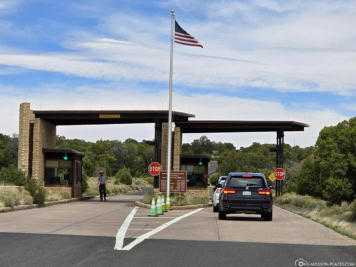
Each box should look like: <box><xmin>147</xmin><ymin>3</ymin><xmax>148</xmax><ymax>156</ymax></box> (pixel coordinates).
<box><xmin>181</xmin><ymin>164</ymin><xmax>205</xmax><ymax>187</ymax></box>
<box><xmin>45</xmin><ymin>160</ymin><xmax>72</xmax><ymax>186</ymax></box>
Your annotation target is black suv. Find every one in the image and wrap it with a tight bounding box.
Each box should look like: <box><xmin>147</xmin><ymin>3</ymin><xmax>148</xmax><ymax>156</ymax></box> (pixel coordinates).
<box><xmin>218</xmin><ymin>172</ymin><xmax>273</xmax><ymax>221</ymax></box>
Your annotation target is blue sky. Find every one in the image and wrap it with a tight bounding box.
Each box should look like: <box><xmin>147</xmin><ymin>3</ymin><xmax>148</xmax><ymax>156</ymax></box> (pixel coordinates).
<box><xmin>0</xmin><ymin>0</ymin><xmax>355</xmax><ymax>147</ymax></box>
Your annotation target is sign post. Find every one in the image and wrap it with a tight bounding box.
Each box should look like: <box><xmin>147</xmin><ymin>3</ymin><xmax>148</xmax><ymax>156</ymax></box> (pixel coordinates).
<box><xmin>160</xmin><ymin>171</ymin><xmax>187</xmax><ymax>193</ymax></box>
<box><xmin>148</xmin><ymin>162</ymin><xmax>161</xmax><ymax>176</ymax></box>
<box><xmin>274</xmin><ymin>168</ymin><xmax>286</xmax><ymax>196</ymax></box>
<box><xmin>274</xmin><ymin>168</ymin><xmax>286</xmax><ymax>180</ymax></box>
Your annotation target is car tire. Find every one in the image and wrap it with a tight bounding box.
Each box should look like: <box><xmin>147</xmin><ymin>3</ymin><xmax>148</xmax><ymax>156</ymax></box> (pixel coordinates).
<box><xmin>218</xmin><ymin>210</ymin><xmax>226</xmax><ymax>220</ymax></box>
<box><xmin>213</xmin><ymin>205</ymin><xmax>219</xmax><ymax>212</ymax></box>
<box><xmin>262</xmin><ymin>211</ymin><xmax>273</xmax><ymax>221</ymax></box>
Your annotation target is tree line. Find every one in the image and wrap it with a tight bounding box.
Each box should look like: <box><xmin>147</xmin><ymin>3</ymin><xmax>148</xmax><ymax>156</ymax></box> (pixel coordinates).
<box><xmin>290</xmin><ymin>117</ymin><xmax>356</xmax><ymax>205</ymax></box>
<box><xmin>1</xmin><ymin>117</ymin><xmax>355</xmax><ymax>206</ymax></box>
<box><xmin>56</xmin><ymin>136</ymin><xmax>154</xmax><ymax>177</ymax></box>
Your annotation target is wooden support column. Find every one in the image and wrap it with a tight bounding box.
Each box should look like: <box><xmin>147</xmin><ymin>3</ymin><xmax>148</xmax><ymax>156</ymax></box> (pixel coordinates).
<box><xmin>153</xmin><ymin>120</ymin><xmax>162</xmax><ymax>188</ymax></box>
<box><xmin>275</xmin><ymin>130</ymin><xmax>285</xmax><ymax>197</ymax></box>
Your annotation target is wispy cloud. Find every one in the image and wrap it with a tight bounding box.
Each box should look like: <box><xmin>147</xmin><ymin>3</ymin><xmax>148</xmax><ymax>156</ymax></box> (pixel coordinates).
<box><xmin>0</xmin><ymin>0</ymin><xmax>354</xmax><ymax>148</ymax></box>
<box><xmin>0</xmin><ymin>83</ymin><xmax>347</xmax><ymax>147</ymax></box>
<box><xmin>342</xmin><ymin>104</ymin><xmax>356</xmax><ymax>112</ymax></box>
<box><xmin>0</xmin><ymin>1</ymin><xmax>355</xmax><ymax>95</ymax></box>
<box><xmin>0</xmin><ymin>0</ymin><xmax>24</xmax><ymax>16</ymax></box>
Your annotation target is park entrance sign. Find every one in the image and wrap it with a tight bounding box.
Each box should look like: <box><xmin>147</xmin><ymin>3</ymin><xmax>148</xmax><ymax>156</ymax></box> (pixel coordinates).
<box><xmin>274</xmin><ymin>168</ymin><xmax>286</xmax><ymax>180</ymax></box>
<box><xmin>148</xmin><ymin>162</ymin><xmax>161</xmax><ymax>176</ymax></box>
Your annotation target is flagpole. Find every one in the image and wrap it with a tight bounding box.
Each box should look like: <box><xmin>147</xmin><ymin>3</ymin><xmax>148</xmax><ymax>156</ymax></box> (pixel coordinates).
<box><xmin>166</xmin><ymin>9</ymin><xmax>175</xmax><ymax>206</ymax></box>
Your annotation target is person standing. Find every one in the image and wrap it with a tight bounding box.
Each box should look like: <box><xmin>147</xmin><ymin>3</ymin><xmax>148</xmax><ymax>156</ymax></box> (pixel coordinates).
<box><xmin>98</xmin><ymin>170</ymin><xmax>107</xmax><ymax>202</ymax></box>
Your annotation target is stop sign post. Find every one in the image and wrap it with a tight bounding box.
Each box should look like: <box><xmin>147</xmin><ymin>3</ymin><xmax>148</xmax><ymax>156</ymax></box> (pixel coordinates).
<box><xmin>274</xmin><ymin>168</ymin><xmax>286</xmax><ymax>180</ymax></box>
<box><xmin>148</xmin><ymin>162</ymin><xmax>161</xmax><ymax>176</ymax></box>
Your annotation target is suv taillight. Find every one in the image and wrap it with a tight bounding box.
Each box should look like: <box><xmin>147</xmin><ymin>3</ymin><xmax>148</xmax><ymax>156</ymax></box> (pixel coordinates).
<box><xmin>216</xmin><ymin>188</ymin><xmax>221</xmax><ymax>193</ymax></box>
<box><xmin>257</xmin><ymin>189</ymin><xmax>271</xmax><ymax>195</ymax></box>
<box><xmin>223</xmin><ymin>188</ymin><xmax>237</xmax><ymax>194</ymax></box>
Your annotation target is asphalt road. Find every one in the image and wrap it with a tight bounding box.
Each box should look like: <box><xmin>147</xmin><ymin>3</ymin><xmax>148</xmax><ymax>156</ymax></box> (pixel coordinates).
<box><xmin>0</xmin><ymin>193</ymin><xmax>355</xmax><ymax>267</ymax></box>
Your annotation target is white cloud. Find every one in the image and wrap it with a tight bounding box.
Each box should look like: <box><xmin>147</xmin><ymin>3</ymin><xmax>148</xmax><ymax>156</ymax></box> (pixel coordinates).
<box><xmin>1</xmin><ymin>0</ymin><xmax>356</xmax><ymax>95</ymax></box>
<box><xmin>343</xmin><ymin>104</ymin><xmax>356</xmax><ymax>112</ymax></box>
<box><xmin>0</xmin><ymin>0</ymin><xmax>23</xmax><ymax>13</ymax></box>
<box><xmin>0</xmin><ymin>85</ymin><xmax>348</xmax><ymax>148</ymax></box>
<box><xmin>0</xmin><ymin>0</ymin><xmax>353</xmax><ymax>150</ymax></box>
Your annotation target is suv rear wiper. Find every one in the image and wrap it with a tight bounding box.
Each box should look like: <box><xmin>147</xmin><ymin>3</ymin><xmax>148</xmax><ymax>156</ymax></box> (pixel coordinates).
<box><xmin>246</xmin><ymin>183</ymin><xmax>259</xmax><ymax>186</ymax></box>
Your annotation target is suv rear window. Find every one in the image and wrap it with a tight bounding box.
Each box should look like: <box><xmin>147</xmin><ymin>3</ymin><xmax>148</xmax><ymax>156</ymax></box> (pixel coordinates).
<box><xmin>227</xmin><ymin>176</ymin><xmax>265</xmax><ymax>188</ymax></box>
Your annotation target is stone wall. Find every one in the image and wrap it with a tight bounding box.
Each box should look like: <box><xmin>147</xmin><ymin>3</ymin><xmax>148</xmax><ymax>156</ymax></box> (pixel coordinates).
<box><xmin>18</xmin><ymin>103</ymin><xmax>35</xmax><ymax>174</ymax></box>
<box><xmin>32</xmin><ymin>119</ymin><xmax>56</xmax><ymax>184</ymax></box>
<box><xmin>160</xmin><ymin>124</ymin><xmax>182</xmax><ymax>171</ymax></box>
<box><xmin>0</xmin><ymin>186</ymin><xmax>25</xmax><ymax>193</ymax></box>
<box><xmin>161</xmin><ymin>123</ymin><xmax>169</xmax><ymax>171</ymax></box>
<box><xmin>173</xmin><ymin>127</ymin><xmax>182</xmax><ymax>171</ymax></box>
<box><xmin>18</xmin><ymin>103</ymin><xmax>56</xmax><ymax>183</ymax></box>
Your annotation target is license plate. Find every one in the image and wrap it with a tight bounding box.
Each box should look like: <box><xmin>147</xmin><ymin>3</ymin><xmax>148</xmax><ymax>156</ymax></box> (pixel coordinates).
<box><xmin>242</xmin><ymin>191</ymin><xmax>251</xmax><ymax>196</ymax></box>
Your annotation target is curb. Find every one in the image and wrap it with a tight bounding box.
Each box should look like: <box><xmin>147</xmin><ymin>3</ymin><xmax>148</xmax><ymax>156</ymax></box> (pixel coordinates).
<box><xmin>0</xmin><ymin>196</ymin><xmax>94</xmax><ymax>214</ymax></box>
<box><xmin>135</xmin><ymin>200</ymin><xmax>211</xmax><ymax>210</ymax></box>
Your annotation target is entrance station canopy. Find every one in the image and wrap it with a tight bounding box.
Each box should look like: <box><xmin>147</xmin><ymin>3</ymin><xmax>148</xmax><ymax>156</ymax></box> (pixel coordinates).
<box><xmin>33</xmin><ymin>110</ymin><xmax>194</xmax><ymax>125</ymax></box>
<box><xmin>24</xmin><ymin>105</ymin><xmax>309</xmax><ymax>195</ymax></box>
<box><xmin>175</xmin><ymin>120</ymin><xmax>309</xmax><ymax>133</ymax></box>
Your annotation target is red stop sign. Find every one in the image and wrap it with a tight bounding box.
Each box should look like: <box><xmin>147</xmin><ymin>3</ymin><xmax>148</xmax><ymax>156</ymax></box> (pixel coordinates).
<box><xmin>274</xmin><ymin>168</ymin><xmax>286</xmax><ymax>180</ymax></box>
<box><xmin>148</xmin><ymin>162</ymin><xmax>161</xmax><ymax>176</ymax></box>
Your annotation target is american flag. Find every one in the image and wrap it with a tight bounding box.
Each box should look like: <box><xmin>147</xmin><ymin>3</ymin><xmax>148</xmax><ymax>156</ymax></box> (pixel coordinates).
<box><xmin>175</xmin><ymin>21</ymin><xmax>203</xmax><ymax>48</ymax></box>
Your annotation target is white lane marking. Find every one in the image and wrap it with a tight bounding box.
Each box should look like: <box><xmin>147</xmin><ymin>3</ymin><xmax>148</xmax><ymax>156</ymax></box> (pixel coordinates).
<box><xmin>120</xmin><ymin>208</ymin><xmax>203</xmax><ymax>251</ymax></box>
<box><xmin>114</xmin><ymin>207</ymin><xmax>138</xmax><ymax>250</ymax></box>
<box><xmin>130</xmin><ymin>222</ymin><xmax>161</xmax><ymax>224</ymax></box>
<box><xmin>134</xmin><ymin>217</ymin><xmax>178</xmax><ymax>219</ymax></box>
<box><xmin>127</xmin><ymin>229</ymin><xmax>155</xmax><ymax>231</ymax></box>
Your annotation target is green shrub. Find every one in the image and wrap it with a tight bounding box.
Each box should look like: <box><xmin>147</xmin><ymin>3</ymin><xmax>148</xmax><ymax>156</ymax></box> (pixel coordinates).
<box><xmin>25</xmin><ymin>179</ymin><xmax>46</xmax><ymax>205</ymax></box>
<box><xmin>189</xmin><ymin>196</ymin><xmax>209</xmax><ymax>205</ymax></box>
<box><xmin>350</xmin><ymin>199</ymin><xmax>356</xmax><ymax>222</ymax></box>
<box><xmin>33</xmin><ymin>186</ymin><xmax>46</xmax><ymax>205</ymax></box>
<box><xmin>143</xmin><ymin>177</ymin><xmax>154</xmax><ymax>186</ymax></box>
<box><xmin>142</xmin><ymin>194</ymin><xmax>153</xmax><ymax>204</ymax></box>
<box><xmin>0</xmin><ymin>165</ymin><xmax>28</xmax><ymax>186</ymax></box>
<box><xmin>106</xmin><ymin>187</ymin><xmax>112</xmax><ymax>195</ymax></box>
<box><xmin>119</xmin><ymin>186</ymin><xmax>128</xmax><ymax>193</ymax></box>
<box><xmin>171</xmin><ymin>194</ymin><xmax>188</xmax><ymax>206</ymax></box>
<box><xmin>81</xmin><ymin>172</ymin><xmax>89</xmax><ymax>193</ymax></box>
<box><xmin>0</xmin><ymin>190</ymin><xmax>33</xmax><ymax>207</ymax></box>
<box><xmin>276</xmin><ymin>193</ymin><xmax>295</xmax><ymax>205</ymax></box>
<box><xmin>45</xmin><ymin>190</ymin><xmax>71</xmax><ymax>202</ymax></box>
<box><xmin>322</xmin><ymin>177</ymin><xmax>353</xmax><ymax>206</ymax></box>
<box><xmin>285</xmin><ymin>181</ymin><xmax>297</xmax><ymax>193</ymax></box>
<box><xmin>20</xmin><ymin>191</ymin><xmax>33</xmax><ymax>205</ymax></box>
<box><xmin>276</xmin><ymin>192</ymin><xmax>325</xmax><ymax>210</ymax></box>
<box><xmin>46</xmin><ymin>193</ymin><xmax>61</xmax><ymax>202</ymax></box>
<box><xmin>0</xmin><ymin>191</ymin><xmax>17</xmax><ymax>207</ymax></box>
<box><xmin>86</xmin><ymin>188</ymin><xmax>97</xmax><ymax>197</ymax></box>
<box><xmin>116</xmin><ymin>168</ymin><xmax>132</xmax><ymax>185</ymax></box>
<box><xmin>209</xmin><ymin>173</ymin><xmax>220</xmax><ymax>185</ymax></box>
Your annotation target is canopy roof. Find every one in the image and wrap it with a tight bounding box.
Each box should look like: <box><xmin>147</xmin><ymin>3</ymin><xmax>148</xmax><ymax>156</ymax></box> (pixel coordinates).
<box><xmin>33</xmin><ymin>110</ymin><xmax>309</xmax><ymax>133</ymax></box>
<box><xmin>175</xmin><ymin>120</ymin><xmax>309</xmax><ymax>133</ymax></box>
<box><xmin>33</xmin><ymin>110</ymin><xmax>194</xmax><ymax>125</ymax></box>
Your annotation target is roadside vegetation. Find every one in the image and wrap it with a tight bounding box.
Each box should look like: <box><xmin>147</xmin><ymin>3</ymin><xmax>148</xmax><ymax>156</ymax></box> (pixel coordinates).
<box><xmin>1</xmin><ymin>117</ymin><xmax>355</xmax><ymax>220</ymax></box>
<box><xmin>142</xmin><ymin>191</ymin><xmax>209</xmax><ymax>206</ymax></box>
<box><xmin>0</xmin><ymin>188</ymin><xmax>33</xmax><ymax>208</ymax></box>
<box><xmin>285</xmin><ymin>117</ymin><xmax>356</xmax><ymax>206</ymax></box>
<box><xmin>85</xmin><ymin>176</ymin><xmax>150</xmax><ymax>197</ymax></box>
<box><xmin>275</xmin><ymin>193</ymin><xmax>356</xmax><ymax>240</ymax></box>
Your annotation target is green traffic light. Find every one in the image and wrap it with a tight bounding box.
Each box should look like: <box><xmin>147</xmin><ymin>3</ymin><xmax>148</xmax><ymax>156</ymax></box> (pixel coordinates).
<box><xmin>64</xmin><ymin>153</ymin><xmax>68</xmax><ymax>160</ymax></box>
<box><xmin>199</xmin><ymin>161</ymin><xmax>203</xmax><ymax>166</ymax></box>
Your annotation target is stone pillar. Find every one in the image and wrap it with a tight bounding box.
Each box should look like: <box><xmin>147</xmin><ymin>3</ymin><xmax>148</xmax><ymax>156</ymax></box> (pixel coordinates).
<box><xmin>32</xmin><ymin>119</ymin><xmax>56</xmax><ymax>183</ymax></box>
<box><xmin>18</xmin><ymin>103</ymin><xmax>35</xmax><ymax>175</ymax></box>
<box><xmin>161</xmin><ymin>123</ymin><xmax>169</xmax><ymax>171</ymax></box>
<box><xmin>173</xmin><ymin>127</ymin><xmax>182</xmax><ymax>171</ymax></box>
